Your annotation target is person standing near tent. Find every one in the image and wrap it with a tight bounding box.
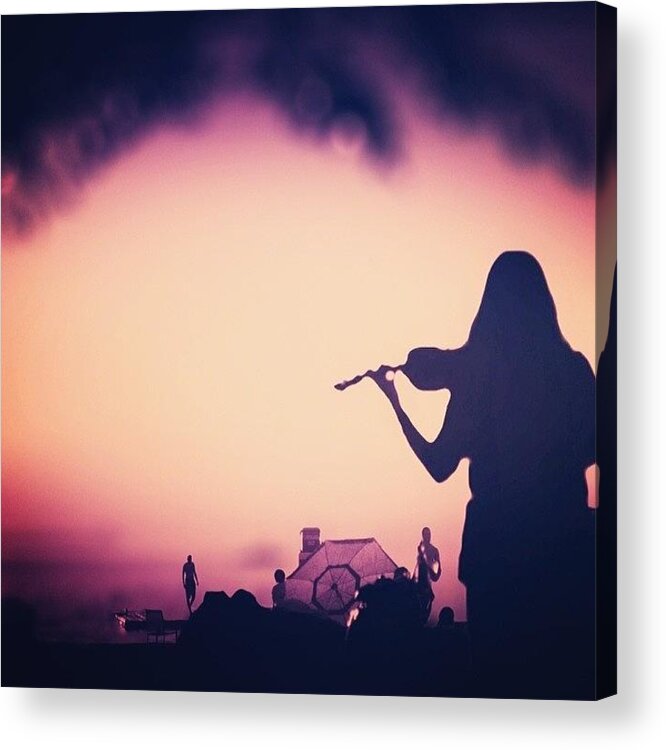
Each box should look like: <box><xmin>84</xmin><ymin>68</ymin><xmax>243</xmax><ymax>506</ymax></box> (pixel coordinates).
<box><xmin>182</xmin><ymin>555</ymin><xmax>199</xmax><ymax>614</ymax></box>
<box><xmin>414</xmin><ymin>527</ymin><xmax>441</xmax><ymax>621</ymax></box>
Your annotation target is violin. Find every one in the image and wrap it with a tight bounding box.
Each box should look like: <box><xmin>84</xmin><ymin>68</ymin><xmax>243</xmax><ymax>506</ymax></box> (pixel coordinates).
<box><xmin>335</xmin><ymin>347</ymin><xmax>459</xmax><ymax>393</ymax></box>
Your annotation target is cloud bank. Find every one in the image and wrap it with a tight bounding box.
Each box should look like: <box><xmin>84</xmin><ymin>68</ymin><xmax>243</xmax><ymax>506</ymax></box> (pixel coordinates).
<box><xmin>2</xmin><ymin>4</ymin><xmax>613</xmax><ymax>235</ymax></box>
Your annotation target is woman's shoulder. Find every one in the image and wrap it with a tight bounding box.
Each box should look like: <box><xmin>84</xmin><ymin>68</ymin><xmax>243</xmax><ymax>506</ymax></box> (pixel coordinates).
<box><xmin>567</xmin><ymin>348</ymin><xmax>595</xmax><ymax>382</ymax></box>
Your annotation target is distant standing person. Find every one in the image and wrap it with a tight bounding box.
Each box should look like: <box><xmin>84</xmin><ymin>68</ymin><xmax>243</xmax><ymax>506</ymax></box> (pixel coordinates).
<box><xmin>415</xmin><ymin>527</ymin><xmax>441</xmax><ymax>621</ymax></box>
<box><xmin>182</xmin><ymin>555</ymin><xmax>199</xmax><ymax>614</ymax></box>
<box><xmin>272</xmin><ymin>569</ymin><xmax>286</xmax><ymax>608</ymax></box>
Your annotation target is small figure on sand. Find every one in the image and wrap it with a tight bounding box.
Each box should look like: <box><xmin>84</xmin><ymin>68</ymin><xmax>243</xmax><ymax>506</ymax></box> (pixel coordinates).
<box><xmin>272</xmin><ymin>568</ymin><xmax>286</xmax><ymax>608</ymax></box>
<box><xmin>182</xmin><ymin>554</ymin><xmax>199</xmax><ymax>614</ymax></box>
<box><xmin>414</xmin><ymin>527</ymin><xmax>441</xmax><ymax>621</ymax></box>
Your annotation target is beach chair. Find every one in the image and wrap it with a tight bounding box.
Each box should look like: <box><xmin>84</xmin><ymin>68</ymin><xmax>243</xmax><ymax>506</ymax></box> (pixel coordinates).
<box><xmin>145</xmin><ymin>609</ymin><xmax>179</xmax><ymax>643</ymax></box>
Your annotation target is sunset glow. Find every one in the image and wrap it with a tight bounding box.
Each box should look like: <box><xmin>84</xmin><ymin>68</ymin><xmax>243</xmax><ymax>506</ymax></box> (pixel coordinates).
<box><xmin>2</xmin><ymin>89</ymin><xmax>610</xmax><ymax>627</ymax></box>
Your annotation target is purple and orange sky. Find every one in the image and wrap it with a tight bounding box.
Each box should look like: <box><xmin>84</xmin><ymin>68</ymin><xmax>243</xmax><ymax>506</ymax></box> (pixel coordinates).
<box><xmin>1</xmin><ymin>6</ymin><xmax>616</xmax><ymax>630</ymax></box>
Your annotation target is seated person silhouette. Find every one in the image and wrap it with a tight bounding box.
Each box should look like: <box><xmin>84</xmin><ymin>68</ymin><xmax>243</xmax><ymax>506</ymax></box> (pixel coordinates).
<box><xmin>392</xmin><ymin>567</ymin><xmax>422</xmax><ymax>627</ymax></box>
<box><xmin>393</xmin><ymin>566</ymin><xmax>410</xmax><ymax>582</ymax></box>
<box><xmin>435</xmin><ymin>606</ymin><xmax>469</xmax><ymax>687</ymax></box>
<box><xmin>182</xmin><ymin>555</ymin><xmax>199</xmax><ymax>614</ymax></box>
<box><xmin>272</xmin><ymin>569</ymin><xmax>286</xmax><ymax>608</ymax></box>
<box><xmin>437</xmin><ymin>606</ymin><xmax>455</xmax><ymax>630</ymax></box>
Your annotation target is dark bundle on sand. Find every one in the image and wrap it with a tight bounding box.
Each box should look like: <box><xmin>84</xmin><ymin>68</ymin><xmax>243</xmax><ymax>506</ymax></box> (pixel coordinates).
<box><xmin>2</xmin><ymin>592</ymin><xmax>470</xmax><ymax>695</ymax></box>
<box><xmin>176</xmin><ymin>586</ymin><xmax>471</xmax><ymax>696</ymax></box>
<box><xmin>347</xmin><ymin>577</ymin><xmax>470</xmax><ymax>696</ymax></box>
<box><xmin>176</xmin><ymin>590</ymin><xmax>346</xmax><ymax>693</ymax></box>
<box><xmin>1</xmin><ymin>597</ymin><xmax>179</xmax><ymax>690</ymax></box>
<box><xmin>175</xmin><ymin>587</ymin><xmax>471</xmax><ymax>695</ymax></box>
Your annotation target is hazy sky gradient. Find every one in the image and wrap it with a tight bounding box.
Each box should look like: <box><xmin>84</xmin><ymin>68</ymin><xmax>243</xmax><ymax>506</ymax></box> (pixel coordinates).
<box><xmin>2</xmin><ymin>4</ymin><xmax>617</xmax><ymax>636</ymax></box>
<box><xmin>2</xmin><ymin>87</ymin><xmax>612</xmax><ymax>627</ymax></box>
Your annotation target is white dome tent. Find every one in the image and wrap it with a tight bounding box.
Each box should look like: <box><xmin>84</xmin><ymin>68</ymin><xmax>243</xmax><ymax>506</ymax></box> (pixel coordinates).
<box><xmin>284</xmin><ymin>529</ymin><xmax>398</xmax><ymax>624</ymax></box>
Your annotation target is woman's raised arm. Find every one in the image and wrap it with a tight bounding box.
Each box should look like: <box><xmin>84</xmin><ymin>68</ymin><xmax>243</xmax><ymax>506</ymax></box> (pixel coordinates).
<box><xmin>373</xmin><ymin>366</ymin><xmax>463</xmax><ymax>483</ymax></box>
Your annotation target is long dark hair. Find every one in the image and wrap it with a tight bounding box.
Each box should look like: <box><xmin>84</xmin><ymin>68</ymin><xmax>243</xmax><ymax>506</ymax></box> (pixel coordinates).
<box><xmin>467</xmin><ymin>251</ymin><xmax>569</xmax><ymax>362</ymax></box>
<box><xmin>401</xmin><ymin>252</ymin><xmax>577</xmax><ymax>395</ymax></box>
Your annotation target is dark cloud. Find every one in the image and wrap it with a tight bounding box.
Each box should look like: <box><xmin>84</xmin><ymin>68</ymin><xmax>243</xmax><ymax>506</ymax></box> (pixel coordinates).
<box><xmin>2</xmin><ymin>4</ymin><xmax>613</xmax><ymax>235</ymax></box>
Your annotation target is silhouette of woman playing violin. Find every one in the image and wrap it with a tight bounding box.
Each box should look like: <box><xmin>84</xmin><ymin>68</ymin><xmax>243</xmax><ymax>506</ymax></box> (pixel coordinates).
<box><xmin>364</xmin><ymin>251</ymin><xmax>596</xmax><ymax>697</ymax></box>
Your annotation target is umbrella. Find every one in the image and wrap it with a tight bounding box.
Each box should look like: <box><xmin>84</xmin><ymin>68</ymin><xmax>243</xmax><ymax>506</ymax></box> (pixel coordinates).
<box><xmin>286</xmin><ymin>537</ymin><xmax>398</xmax><ymax>618</ymax></box>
